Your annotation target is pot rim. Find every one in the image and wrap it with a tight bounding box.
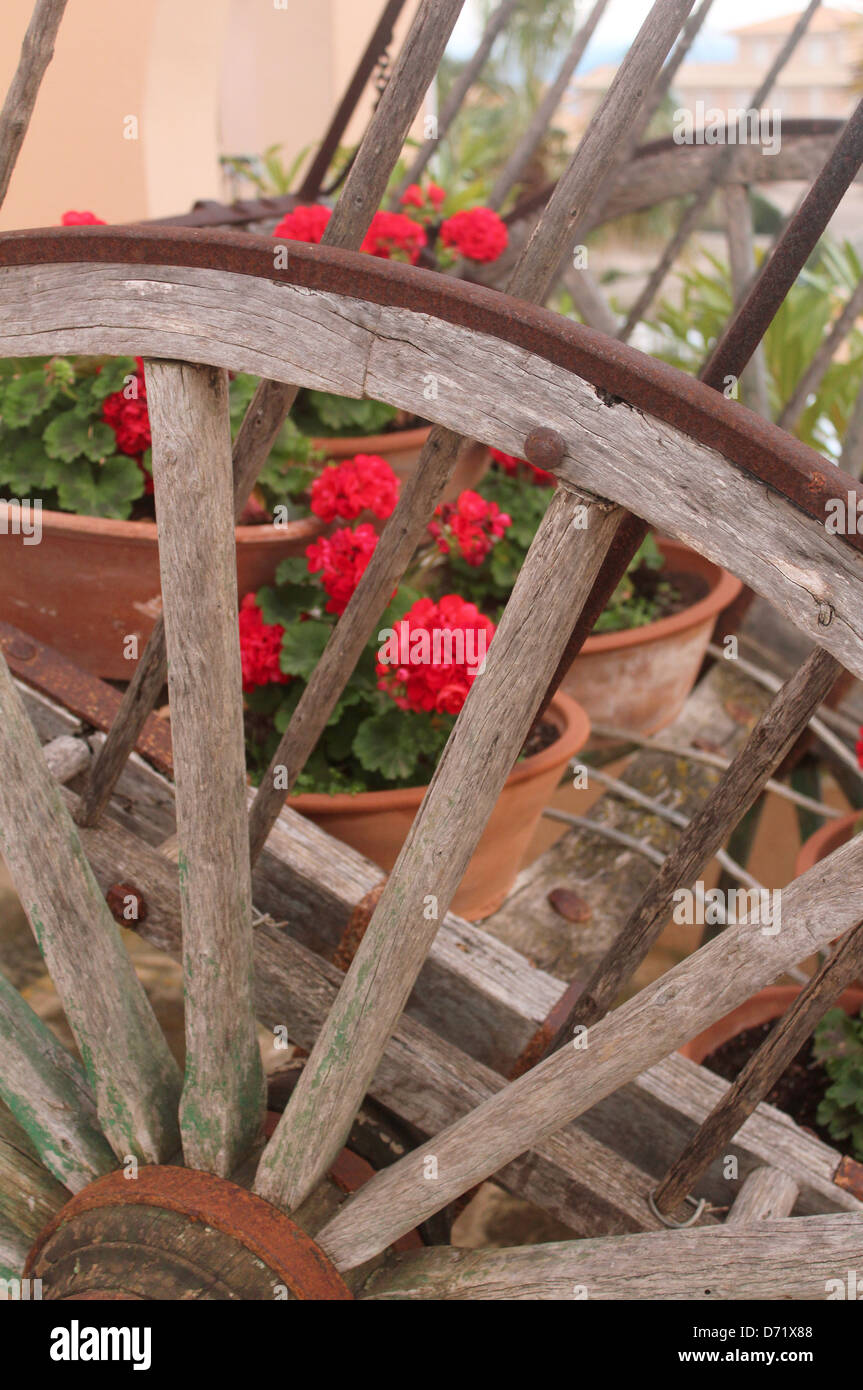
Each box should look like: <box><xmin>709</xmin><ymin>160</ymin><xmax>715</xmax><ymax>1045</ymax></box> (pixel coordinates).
<box><xmin>681</xmin><ymin>983</ymin><xmax>863</xmax><ymax>1062</ymax></box>
<box><xmin>289</xmin><ymin>690</ymin><xmax>590</xmax><ymax>813</ymax></box>
<box><xmin>313</xmin><ymin>424</ymin><xmax>431</xmax><ymax>456</ymax></box>
<box><xmin>579</xmin><ymin>537</ymin><xmax>742</xmax><ymax>655</ymax></box>
<box><xmin>795</xmin><ymin>808</ymin><xmax>863</xmax><ymax>878</ymax></box>
<box><xmin>11</xmin><ymin>503</ymin><xmax>324</xmax><ymax>547</ymax></box>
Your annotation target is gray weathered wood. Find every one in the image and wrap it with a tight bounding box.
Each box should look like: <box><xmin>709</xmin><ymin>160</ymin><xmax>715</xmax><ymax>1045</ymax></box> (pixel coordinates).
<box><xmin>0</xmin><ymin>969</ymin><xmax>115</xmax><ymax>1190</ymax></box>
<box><xmin>316</xmin><ymin>831</ymin><xmax>863</xmax><ymax>1267</ymax></box>
<box><xmin>147</xmin><ymin>360</ymin><xmax>264</xmax><ymax>1175</ymax></box>
<box><xmin>0</xmin><ymin>655</ymin><xmax>180</xmax><ymax>1162</ymax></box>
<box><xmin>654</xmin><ymin>916</ymin><xmax>863</xmax><ymax>1216</ymax></box>
<box><xmin>253</xmin><ymin>490</ymin><xmax>622</xmax><ymax>1212</ymax></box>
<box><xmin>550</xmin><ymin>644</ymin><xmax>842</xmax><ymax>1042</ymax></box>
<box><xmin>725</xmin><ymin>1166</ymin><xmax>799</xmax><ymax>1226</ymax></box>
<box><xmin>9</xmin><ymin>260</ymin><xmax>863</xmax><ymax>678</ymax></box>
<box><xmin>724</xmin><ymin>184</ymin><xmax>771</xmax><ymax>418</ymax></box>
<box><xmin>42</xmin><ymin>734</ymin><xmax>90</xmax><ymax>784</ymax></box>
<box><xmin>0</xmin><ymin>1220</ymin><xmax>29</xmax><ymax>1282</ymax></box>
<box><xmin>0</xmin><ymin>0</ymin><xmax>67</xmax><ymax>208</ymax></box>
<box><xmin>359</xmin><ymin>1214</ymin><xmax>862</xmax><ymax>1300</ymax></box>
<box><xmin>391</xmin><ymin>0</ymin><xmax>522</xmax><ymax>205</ymax></box>
<box><xmin>0</xmin><ymin>1103</ymin><xmax>69</xmax><ymax>1242</ymax></box>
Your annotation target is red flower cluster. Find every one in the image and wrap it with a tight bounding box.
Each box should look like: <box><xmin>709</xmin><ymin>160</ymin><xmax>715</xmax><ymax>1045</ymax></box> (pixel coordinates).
<box><xmin>102</xmin><ymin>358</ymin><xmax>151</xmax><ymax>463</ymax></box>
<box><xmin>428</xmin><ymin>489</ymin><xmax>510</xmax><ymax>566</ymax></box>
<box><xmin>440</xmin><ymin>207</ymin><xmax>508</xmax><ymax>263</ymax></box>
<box><xmin>361</xmin><ymin>210</ymin><xmax>426</xmax><ymax>264</ymax></box>
<box><xmin>376</xmin><ymin>595</ymin><xmax>496</xmax><ymax>715</ymax></box>
<box><xmin>61</xmin><ymin>210</ymin><xmax>106</xmax><ymax>226</ymax></box>
<box><xmin>400</xmin><ymin>182</ymin><xmax>446</xmax><ymax>216</ymax></box>
<box><xmin>239</xmin><ymin>593</ymin><xmax>289</xmax><ymax>693</ymax></box>
<box><xmin>310</xmin><ymin>454</ymin><xmax>399</xmax><ymax>523</ymax></box>
<box><xmin>490</xmin><ymin>446</ymin><xmax>555</xmax><ymax>487</ymax></box>
<box><xmin>857</xmin><ymin>725</ymin><xmax>863</xmax><ymax>770</ymax></box>
<box><xmin>272</xmin><ymin>204</ymin><xmax>332</xmax><ymax>243</ymax></box>
<box><xmin>306</xmin><ymin>524</ymin><xmax>378</xmax><ymax>615</ymax></box>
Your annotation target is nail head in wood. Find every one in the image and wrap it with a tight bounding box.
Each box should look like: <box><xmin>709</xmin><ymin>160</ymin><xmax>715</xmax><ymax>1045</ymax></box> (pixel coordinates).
<box><xmin>523</xmin><ymin>427</ymin><xmax>566</xmax><ymax>473</ymax></box>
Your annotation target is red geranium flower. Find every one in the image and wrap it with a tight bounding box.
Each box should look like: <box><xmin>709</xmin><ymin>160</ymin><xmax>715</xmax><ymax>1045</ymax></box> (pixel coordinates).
<box><xmin>273</xmin><ymin>204</ymin><xmax>332</xmax><ymax>243</ymax></box>
<box><xmin>306</xmin><ymin>524</ymin><xmax>378</xmax><ymax>615</ymax></box>
<box><xmin>400</xmin><ymin>184</ymin><xmax>425</xmax><ymax>209</ymax></box>
<box><xmin>857</xmin><ymin>725</ymin><xmax>863</xmax><ymax>770</ymax></box>
<box><xmin>400</xmin><ymin>182</ymin><xmax>447</xmax><ymax>218</ymax></box>
<box><xmin>61</xmin><ymin>210</ymin><xmax>106</xmax><ymax>226</ymax></box>
<box><xmin>310</xmin><ymin>454</ymin><xmax>399</xmax><ymax>523</ymax></box>
<box><xmin>102</xmin><ymin>358</ymin><xmax>152</xmax><ymax>488</ymax></box>
<box><xmin>239</xmin><ymin>593</ymin><xmax>289</xmax><ymax>693</ymax></box>
<box><xmin>428</xmin><ymin>489</ymin><xmax>510</xmax><ymax>566</ymax></box>
<box><xmin>376</xmin><ymin>594</ymin><xmax>496</xmax><ymax>714</ymax></box>
<box><xmin>361</xmin><ymin>210</ymin><xmax>426</xmax><ymax>264</ymax></box>
<box><xmin>440</xmin><ymin>207</ymin><xmax>508</xmax><ymax>263</ymax></box>
<box><xmin>490</xmin><ymin>446</ymin><xmax>555</xmax><ymax>487</ymax></box>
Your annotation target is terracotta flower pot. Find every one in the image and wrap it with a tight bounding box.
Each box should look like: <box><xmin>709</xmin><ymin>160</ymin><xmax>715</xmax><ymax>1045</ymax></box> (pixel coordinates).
<box><xmin>290</xmin><ymin>691</ymin><xmax>590</xmax><ymax>921</ymax></box>
<box><xmin>315</xmin><ymin>427</ymin><xmax>489</xmax><ymax>501</ymax></box>
<box><xmin>680</xmin><ymin>984</ymin><xmax>863</xmax><ymax>1064</ymax></box>
<box><xmin>560</xmin><ymin>538</ymin><xmax>742</xmax><ymax>736</ymax></box>
<box><xmin>795</xmin><ymin>811</ymin><xmax>863</xmax><ymax>879</ymax></box>
<box><xmin>0</xmin><ymin>506</ymin><xmax>323</xmax><ymax>680</ymax></box>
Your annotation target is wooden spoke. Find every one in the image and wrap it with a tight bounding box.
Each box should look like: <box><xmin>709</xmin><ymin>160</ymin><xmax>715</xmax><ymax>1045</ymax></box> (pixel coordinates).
<box><xmin>654</xmin><ymin>917</ymin><xmax>863</xmax><ymax>1217</ymax></box>
<box><xmin>725</xmin><ymin>1167</ymin><xmax>799</xmax><ymax>1225</ymax></box>
<box><xmin>0</xmin><ymin>0</ymin><xmax>67</xmax><ymax>209</ymax></box>
<box><xmin>0</xmin><ymin>1103</ymin><xmax>70</xmax><ymax>1246</ymax></box>
<box><xmin>74</xmin><ymin>0</ymin><xmax>468</xmax><ymax>832</ymax></box>
<box><xmin>547</xmin><ymin>644</ymin><xmax>843</xmax><ymax>1044</ymax></box>
<box><xmin>253</xmin><ymin>489</ymin><xmax>624</xmax><ymax>1213</ymax></box>
<box><xmin>0</xmin><ymin>1220</ymin><xmax>30</xmax><ymax>1283</ymax></box>
<box><xmin>358</xmin><ymin>1214</ymin><xmax>863</xmax><ymax>1300</ymax></box>
<box><xmin>0</xmin><ymin>972</ymin><xmax>114</xmax><ymax>1190</ymax></box>
<box><xmin>314</xmin><ymin>832</ymin><xmax>863</xmax><ymax>1268</ymax></box>
<box><xmin>724</xmin><ymin>185</ymin><xmax>770</xmax><ymax>418</ymax></box>
<box><xmin>0</xmin><ymin>656</ymin><xmax>180</xmax><ymax>1163</ymax></box>
<box><xmin>146</xmin><ymin>360</ymin><xmax>264</xmax><ymax>1176</ymax></box>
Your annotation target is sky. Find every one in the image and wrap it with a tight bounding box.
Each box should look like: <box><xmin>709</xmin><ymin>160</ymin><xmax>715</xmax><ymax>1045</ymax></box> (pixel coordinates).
<box><xmin>449</xmin><ymin>0</ymin><xmax>863</xmax><ymax>68</ymax></box>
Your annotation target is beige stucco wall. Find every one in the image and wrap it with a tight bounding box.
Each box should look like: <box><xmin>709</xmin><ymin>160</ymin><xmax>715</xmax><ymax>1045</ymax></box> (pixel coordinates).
<box><xmin>0</xmin><ymin>0</ymin><xmax>423</xmax><ymax>230</ymax></box>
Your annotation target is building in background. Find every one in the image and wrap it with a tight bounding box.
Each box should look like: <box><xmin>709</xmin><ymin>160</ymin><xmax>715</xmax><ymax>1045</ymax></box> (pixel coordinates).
<box><xmin>0</xmin><ymin>0</ymin><xmax>424</xmax><ymax>230</ymax></box>
<box><xmin>569</xmin><ymin>6</ymin><xmax>861</xmax><ymax>130</ymax></box>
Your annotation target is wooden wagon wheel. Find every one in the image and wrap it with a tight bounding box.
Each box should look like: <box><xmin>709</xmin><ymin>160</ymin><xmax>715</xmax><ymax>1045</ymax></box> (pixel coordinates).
<box><xmin>1</xmin><ymin>221</ymin><xmax>863</xmax><ymax>1299</ymax></box>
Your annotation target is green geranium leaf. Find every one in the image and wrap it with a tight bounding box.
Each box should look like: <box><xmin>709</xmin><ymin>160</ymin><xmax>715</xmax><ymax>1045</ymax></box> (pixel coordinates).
<box><xmin>88</xmin><ymin>357</ymin><xmax>138</xmax><ymax>401</ymax></box>
<box><xmin>3</xmin><ymin>369</ymin><xmax>59</xmax><ymax>427</ymax></box>
<box><xmin>0</xmin><ymin>433</ymin><xmax>64</xmax><ymax>493</ymax></box>
<box><xmin>274</xmin><ymin>555</ymin><xmax>311</xmax><ymax>586</ymax></box>
<box><xmin>279</xmin><ymin>619</ymin><xmax>332</xmax><ymax>679</ymax></box>
<box><xmin>56</xmin><ymin>454</ymin><xmax>144</xmax><ymax>519</ymax></box>
<box><xmin>257</xmin><ymin>581</ymin><xmax>311</xmax><ymax>629</ymax></box>
<box><xmin>44</xmin><ymin>409</ymin><xmax>116</xmax><ymax>463</ymax></box>
<box><xmin>353</xmin><ymin>706</ymin><xmax>421</xmax><ymax>781</ymax></box>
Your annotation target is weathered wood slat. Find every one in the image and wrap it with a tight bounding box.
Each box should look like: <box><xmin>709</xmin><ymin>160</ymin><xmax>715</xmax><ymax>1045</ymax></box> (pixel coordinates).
<box><xmin>0</xmin><ymin>969</ymin><xmax>115</xmax><ymax>1190</ymax></box>
<box><xmin>654</xmin><ymin>916</ymin><xmax>863</xmax><ymax>1216</ymax></box>
<box><xmin>6</xmin><ymin>261</ymin><xmax>863</xmax><ymax>678</ymax></box>
<box><xmin>359</xmin><ymin>1214</ymin><xmax>863</xmax><ymax>1300</ymax></box>
<box><xmin>549</xmin><ymin>644</ymin><xmax>842</xmax><ymax>1042</ymax></box>
<box><xmin>42</xmin><ymin>734</ymin><xmax>90</xmax><ymax>783</ymax></box>
<box><xmin>0</xmin><ymin>1103</ymin><xmax>69</xmax><ymax>1242</ymax></box>
<box><xmin>725</xmin><ymin>1166</ymin><xmax>799</xmax><ymax>1226</ymax></box>
<box><xmin>62</xmin><ymin>786</ymin><xmax>674</xmax><ymax>1238</ymax></box>
<box><xmin>0</xmin><ymin>655</ymin><xmax>180</xmax><ymax>1162</ymax></box>
<box><xmin>253</xmin><ymin>490</ymin><xmax>622</xmax><ymax>1214</ymax></box>
<box><xmin>0</xmin><ymin>0</ymin><xmax>67</xmax><ymax>208</ymax></box>
<box><xmin>0</xmin><ymin>1219</ymin><xmax>29</xmax><ymax>1283</ymax></box>
<box><xmin>316</xmin><ymin>832</ymin><xmax>863</xmax><ymax>1267</ymax></box>
<box><xmin>147</xmin><ymin>360</ymin><xmax>264</xmax><ymax>1175</ymax></box>
<box><xmin>724</xmin><ymin>185</ymin><xmax>770</xmax><ymax>419</ymax></box>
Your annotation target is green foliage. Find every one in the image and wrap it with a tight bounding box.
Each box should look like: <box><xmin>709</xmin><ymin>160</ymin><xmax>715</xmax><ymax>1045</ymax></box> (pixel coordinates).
<box><xmin>813</xmin><ymin>1006</ymin><xmax>863</xmax><ymax>1160</ymax></box>
<box><xmin>220</xmin><ymin>142</ymin><xmax>314</xmax><ymax>197</ymax></box>
<box><xmin>291</xmin><ymin>389</ymin><xmax>398</xmax><ymax>439</ymax></box>
<box><xmin>0</xmin><ymin>354</ymin><xmax>147</xmax><ymax>518</ymax></box>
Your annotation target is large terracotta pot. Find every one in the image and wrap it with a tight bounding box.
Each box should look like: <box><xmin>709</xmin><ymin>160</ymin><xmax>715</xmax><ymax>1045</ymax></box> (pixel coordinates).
<box><xmin>795</xmin><ymin>811</ymin><xmax>863</xmax><ymax>879</ymax></box>
<box><xmin>315</xmin><ymin>427</ymin><xmax>489</xmax><ymax>501</ymax></box>
<box><xmin>0</xmin><ymin>506</ymin><xmax>323</xmax><ymax>681</ymax></box>
<box><xmin>680</xmin><ymin>984</ymin><xmax>863</xmax><ymax>1064</ymax></box>
<box><xmin>290</xmin><ymin>691</ymin><xmax>590</xmax><ymax>921</ymax></box>
<box><xmin>561</xmin><ymin>539</ymin><xmax>742</xmax><ymax>736</ymax></box>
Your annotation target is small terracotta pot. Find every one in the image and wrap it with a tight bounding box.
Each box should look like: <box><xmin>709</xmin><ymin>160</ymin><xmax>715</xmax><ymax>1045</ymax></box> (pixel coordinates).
<box><xmin>290</xmin><ymin>691</ymin><xmax>590</xmax><ymax>921</ymax></box>
<box><xmin>0</xmin><ymin>507</ymin><xmax>323</xmax><ymax>680</ymax></box>
<box><xmin>795</xmin><ymin>811</ymin><xmax>863</xmax><ymax>879</ymax></box>
<box><xmin>314</xmin><ymin>427</ymin><xmax>489</xmax><ymax>502</ymax></box>
<box><xmin>680</xmin><ymin>984</ymin><xmax>863</xmax><ymax>1064</ymax></box>
<box><xmin>560</xmin><ymin>538</ymin><xmax>742</xmax><ymax>735</ymax></box>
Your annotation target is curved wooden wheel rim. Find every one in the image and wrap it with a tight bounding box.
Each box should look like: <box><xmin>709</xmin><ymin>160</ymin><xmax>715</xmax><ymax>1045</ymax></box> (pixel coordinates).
<box><xmin>24</xmin><ymin>1167</ymin><xmax>353</xmax><ymax>1301</ymax></box>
